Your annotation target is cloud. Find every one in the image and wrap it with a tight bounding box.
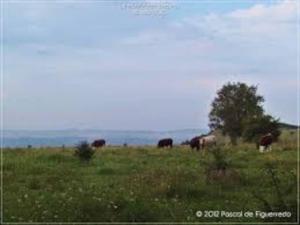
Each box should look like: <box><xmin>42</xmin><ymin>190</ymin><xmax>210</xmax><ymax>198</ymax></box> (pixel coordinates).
<box><xmin>182</xmin><ymin>0</ymin><xmax>297</xmax><ymax>42</ymax></box>
<box><xmin>3</xmin><ymin>0</ymin><xmax>298</xmax><ymax>129</ymax></box>
<box><xmin>229</xmin><ymin>0</ymin><xmax>297</xmax><ymax>21</ymax></box>
<box><xmin>123</xmin><ymin>0</ymin><xmax>297</xmax><ymax>56</ymax></box>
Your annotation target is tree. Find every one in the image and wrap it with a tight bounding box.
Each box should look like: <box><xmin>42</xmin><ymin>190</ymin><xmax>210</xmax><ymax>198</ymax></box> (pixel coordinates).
<box><xmin>209</xmin><ymin>82</ymin><xmax>264</xmax><ymax>144</ymax></box>
<box><xmin>242</xmin><ymin>114</ymin><xmax>281</xmax><ymax>148</ymax></box>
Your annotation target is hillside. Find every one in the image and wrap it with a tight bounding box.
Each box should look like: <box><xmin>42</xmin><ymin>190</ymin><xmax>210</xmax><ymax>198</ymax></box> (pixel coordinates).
<box><xmin>279</xmin><ymin>122</ymin><xmax>299</xmax><ymax>130</ymax></box>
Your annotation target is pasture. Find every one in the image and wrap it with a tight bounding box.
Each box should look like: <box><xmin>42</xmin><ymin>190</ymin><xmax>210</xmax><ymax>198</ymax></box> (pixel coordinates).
<box><xmin>2</xmin><ymin>132</ymin><xmax>298</xmax><ymax>223</ymax></box>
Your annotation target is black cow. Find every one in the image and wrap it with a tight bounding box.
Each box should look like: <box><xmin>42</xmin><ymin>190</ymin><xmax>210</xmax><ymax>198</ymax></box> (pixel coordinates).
<box><xmin>157</xmin><ymin>138</ymin><xmax>173</xmax><ymax>148</ymax></box>
<box><xmin>91</xmin><ymin>139</ymin><xmax>106</xmax><ymax>148</ymax></box>
<box><xmin>189</xmin><ymin>136</ymin><xmax>201</xmax><ymax>151</ymax></box>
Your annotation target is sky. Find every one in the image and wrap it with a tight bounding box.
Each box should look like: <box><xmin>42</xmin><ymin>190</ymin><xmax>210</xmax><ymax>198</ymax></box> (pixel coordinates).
<box><xmin>2</xmin><ymin>0</ymin><xmax>299</xmax><ymax>130</ymax></box>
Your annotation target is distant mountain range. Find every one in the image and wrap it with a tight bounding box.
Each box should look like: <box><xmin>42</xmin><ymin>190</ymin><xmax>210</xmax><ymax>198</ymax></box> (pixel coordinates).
<box><xmin>3</xmin><ymin>122</ymin><xmax>298</xmax><ymax>148</ymax></box>
<box><xmin>2</xmin><ymin>128</ymin><xmax>208</xmax><ymax>148</ymax></box>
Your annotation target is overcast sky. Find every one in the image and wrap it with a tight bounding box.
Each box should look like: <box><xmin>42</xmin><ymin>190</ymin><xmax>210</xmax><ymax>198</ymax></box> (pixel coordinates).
<box><xmin>3</xmin><ymin>0</ymin><xmax>299</xmax><ymax>130</ymax></box>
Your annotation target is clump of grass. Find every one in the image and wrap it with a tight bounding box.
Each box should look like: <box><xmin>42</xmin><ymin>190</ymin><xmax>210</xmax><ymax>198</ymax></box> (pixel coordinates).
<box><xmin>28</xmin><ymin>178</ymin><xmax>41</xmax><ymax>190</ymax></box>
<box><xmin>97</xmin><ymin>168</ymin><xmax>115</xmax><ymax>175</ymax></box>
<box><xmin>74</xmin><ymin>141</ymin><xmax>95</xmax><ymax>162</ymax></box>
<box><xmin>252</xmin><ymin>161</ymin><xmax>297</xmax><ymax>222</ymax></box>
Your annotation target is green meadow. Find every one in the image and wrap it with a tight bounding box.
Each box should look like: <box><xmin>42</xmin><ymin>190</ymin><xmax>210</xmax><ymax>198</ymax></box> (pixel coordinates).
<box><xmin>2</xmin><ymin>130</ymin><xmax>298</xmax><ymax>223</ymax></box>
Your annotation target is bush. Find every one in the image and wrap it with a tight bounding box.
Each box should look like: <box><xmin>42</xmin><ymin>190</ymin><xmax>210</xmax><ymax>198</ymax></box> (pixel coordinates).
<box><xmin>209</xmin><ymin>147</ymin><xmax>230</xmax><ymax>171</ymax></box>
<box><xmin>74</xmin><ymin>141</ymin><xmax>95</xmax><ymax>162</ymax></box>
<box><xmin>204</xmin><ymin>148</ymin><xmax>239</xmax><ymax>184</ymax></box>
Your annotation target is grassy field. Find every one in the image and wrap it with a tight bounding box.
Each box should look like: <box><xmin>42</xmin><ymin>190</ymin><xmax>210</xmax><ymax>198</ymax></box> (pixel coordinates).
<box><xmin>2</xmin><ymin>133</ymin><xmax>298</xmax><ymax>223</ymax></box>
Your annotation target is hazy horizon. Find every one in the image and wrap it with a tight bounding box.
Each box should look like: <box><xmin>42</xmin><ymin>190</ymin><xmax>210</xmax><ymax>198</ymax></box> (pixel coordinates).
<box><xmin>3</xmin><ymin>0</ymin><xmax>299</xmax><ymax>130</ymax></box>
<box><xmin>3</xmin><ymin>127</ymin><xmax>208</xmax><ymax>132</ymax></box>
<box><xmin>3</xmin><ymin>128</ymin><xmax>209</xmax><ymax>147</ymax></box>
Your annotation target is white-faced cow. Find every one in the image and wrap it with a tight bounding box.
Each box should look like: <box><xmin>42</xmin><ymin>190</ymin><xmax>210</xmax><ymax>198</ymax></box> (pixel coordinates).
<box><xmin>199</xmin><ymin>134</ymin><xmax>216</xmax><ymax>149</ymax></box>
<box><xmin>189</xmin><ymin>135</ymin><xmax>205</xmax><ymax>151</ymax></box>
<box><xmin>189</xmin><ymin>134</ymin><xmax>216</xmax><ymax>151</ymax></box>
<box><xmin>259</xmin><ymin>133</ymin><xmax>273</xmax><ymax>153</ymax></box>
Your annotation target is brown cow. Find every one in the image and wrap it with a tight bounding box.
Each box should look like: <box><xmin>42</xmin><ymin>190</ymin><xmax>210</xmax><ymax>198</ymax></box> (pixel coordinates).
<box><xmin>259</xmin><ymin>133</ymin><xmax>273</xmax><ymax>152</ymax></box>
<box><xmin>157</xmin><ymin>138</ymin><xmax>173</xmax><ymax>148</ymax></box>
<box><xmin>91</xmin><ymin>139</ymin><xmax>106</xmax><ymax>148</ymax></box>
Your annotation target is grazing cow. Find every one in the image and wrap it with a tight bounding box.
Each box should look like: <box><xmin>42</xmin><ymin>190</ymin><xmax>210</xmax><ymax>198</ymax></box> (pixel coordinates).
<box><xmin>189</xmin><ymin>136</ymin><xmax>202</xmax><ymax>151</ymax></box>
<box><xmin>199</xmin><ymin>134</ymin><xmax>216</xmax><ymax>149</ymax></box>
<box><xmin>91</xmin><ymin>139</ymin><xmax>106</xmax><ymax>148</ymax></box>
<box><xmin>259</xmin><ymin>133</ymin><xmax>273</xmax><ymax>152</ymax></box>
<box><xmin>157</xmin><ymin>138</ymin><xmax>173</xmax><ymax>148</ymax></box>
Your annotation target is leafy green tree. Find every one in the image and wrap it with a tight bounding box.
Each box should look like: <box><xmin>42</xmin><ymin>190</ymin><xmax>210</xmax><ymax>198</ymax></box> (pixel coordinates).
<box><xmin>242</xmin><ymin>114</ymin><xmax>281</xmax><ymax>148</ymax></box>
<box><xmin>209</xmin><ymin>82</ymin><xmax>264</xmax><ymax>144</ymax></box>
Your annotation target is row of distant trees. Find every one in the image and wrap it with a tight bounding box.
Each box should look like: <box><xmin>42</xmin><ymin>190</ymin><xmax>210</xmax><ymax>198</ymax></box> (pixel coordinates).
<box><xmin>209</xmin><ymin>82</ymin><xmax>280</xmax><ymax>145</ymax></box>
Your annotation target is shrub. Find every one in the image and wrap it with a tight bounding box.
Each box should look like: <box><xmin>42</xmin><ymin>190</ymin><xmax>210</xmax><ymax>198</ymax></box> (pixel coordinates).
<box><xmin>74</xmin><ymin>141</ymin><xmax>95</xmax><ymax>162</ymax></box>
<box><xmin>204</xmin><ymin>147</ymin><xmax>239</xmax><ymax>184</ymax></box>
<box><xmin>180</xmin><ymin>140</ymin><xmax>190</xmax><ymax>145</ymax></box>
<box><xmin>209</xmin><ymin>147</ymin><xmax>230</xmax><ymax>171</ymax></box>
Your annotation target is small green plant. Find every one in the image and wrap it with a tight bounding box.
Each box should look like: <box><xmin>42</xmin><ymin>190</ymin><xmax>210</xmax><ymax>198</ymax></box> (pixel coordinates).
<box><xmin>210</xmin><ymin>147</ymin><xmax>230</xmax><ymax>171</ymax></box>
<box><xmin>204</xmin><ymin>147</ymin><xmax>239</xmax><ymax>185</ymax></box>
<box><xmin>74</xmin><ymin>141</ymin><xmax>95</xmax><ymax>162</ymax></box>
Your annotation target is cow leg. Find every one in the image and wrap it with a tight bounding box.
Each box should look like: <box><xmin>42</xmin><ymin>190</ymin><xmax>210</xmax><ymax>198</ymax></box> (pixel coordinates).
<box><xmin>256</xmin><ymin>142</ymin><xmax>260</xmax><ymax>149</ymax></box>
<box><xmin>259</xmin><ymin>146</ymin><xmax>265</xmax><ymax>153</ymax></box>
